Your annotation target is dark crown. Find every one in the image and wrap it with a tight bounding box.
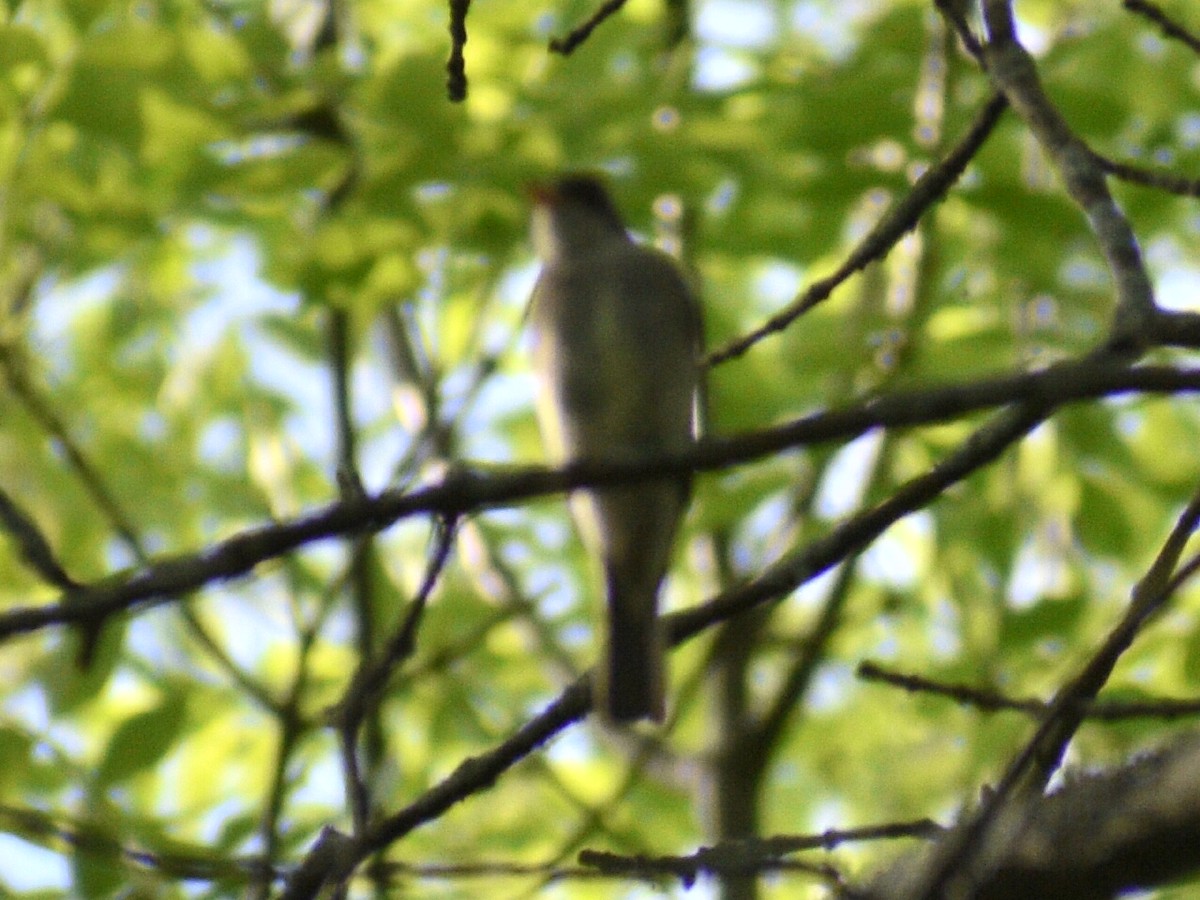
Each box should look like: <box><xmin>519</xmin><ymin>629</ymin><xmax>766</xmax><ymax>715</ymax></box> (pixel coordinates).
<box><xmin>552</xmin><ymin>174</ymin><xmax>625</xmax><ymax>230</ymax></box>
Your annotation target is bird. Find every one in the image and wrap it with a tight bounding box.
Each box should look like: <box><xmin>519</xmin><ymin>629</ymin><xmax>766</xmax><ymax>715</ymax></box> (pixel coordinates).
<box><xmin>526</xmin><ymin>174</ymin><xmax>702</xmax><ymax>722</ymax></box>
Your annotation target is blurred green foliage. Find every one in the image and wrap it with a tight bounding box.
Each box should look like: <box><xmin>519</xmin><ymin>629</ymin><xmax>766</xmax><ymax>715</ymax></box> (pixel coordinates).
<box><xmin>1</xmin><ymin>0</ymin><xmax>1200</xmax><ymax>896</ymax></box>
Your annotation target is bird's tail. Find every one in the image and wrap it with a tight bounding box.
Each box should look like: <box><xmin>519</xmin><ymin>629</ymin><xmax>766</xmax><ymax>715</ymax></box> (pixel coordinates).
<box><xmin>598</xmin><ymin>581</ymin><xmax>666</xmax><ymax>723</ymax></box>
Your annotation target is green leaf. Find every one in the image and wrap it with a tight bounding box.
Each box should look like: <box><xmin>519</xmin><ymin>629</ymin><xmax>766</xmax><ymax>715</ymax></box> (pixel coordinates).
<box><xmin>94</xmin><ymin>696</ymin><xmax>188</xmax><ymax>787</ymax></box>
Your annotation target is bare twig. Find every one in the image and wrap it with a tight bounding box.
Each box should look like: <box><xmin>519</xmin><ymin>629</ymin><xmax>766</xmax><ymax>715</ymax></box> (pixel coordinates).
<box><xmin>1094</xmin><ymin>153</ymin><xmax>1200</xmax><ymax>197</ymax></box>
<box><xmin>549</xmin><ymin>0</ymin><xmax>628</xmax><ymax>55</ymax></box>
<box><xmin>332</xmin><ymin>516</ymin><xmax>460</xmax><ymax>831</ymax></box>
<box><xmin>934</xmin><ymin>0</ymin><xmax>984</xmax><ymax>61</ymax></box>
<box><xmin>447</xmin><ymin>0</ymin><xmax>471</xmax><ymax>100</ymax></box>
<box><xmin>859</xmin><ymin>660</ymin><xmax>1200</xmax><ymax>720</ymax></box>
<box><xmin>1123</xmin><ymin>0</ymin><xmax>1200</xmax><ymax>54</ymax></box>
<box><xmin>706</xmin><ymin>92</ymin><xmax>1007</xmax><ymax>366</ymax></box>
<box><xmin>580</xmin><ymin>817</ymin><xmax>942</xmax><ymax>886</ymax></box>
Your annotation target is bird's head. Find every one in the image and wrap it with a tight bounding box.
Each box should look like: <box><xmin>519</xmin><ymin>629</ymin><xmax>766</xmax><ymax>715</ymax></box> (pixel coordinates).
<box><xmin>528</xmin><ymin>174</ymin><xmax>629</xmax><ymax>261</ymax></box>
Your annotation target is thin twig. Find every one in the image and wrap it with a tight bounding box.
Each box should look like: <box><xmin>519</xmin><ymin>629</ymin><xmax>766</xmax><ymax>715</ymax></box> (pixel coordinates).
<box><xmin>580</xmin><ymin>817</ymin><xmax>942</xmax><ymax>883</ymax></box>
<box><xmin>1094</xmin><ymin>152</ymin><xmax>1200</xmax><ymax>197</ymax></box>
<box><xmin>331</xmin><ymin>514</ymin><xmax>459</xmax><ymax>838</ymax></box>
<box><xmin>859</xmin><ymin>660</ymin><xmax>1200</xmax><ymax>720</ymax></box>
<box><xmin>549</xmin><ymin>0</ymin><xmax>628</xmax><ymax>55</ymax></box>
<box><xmin>706</xmin><ymin>92</ymin><xmax>1007</xmax><ymax>366</ymax></box>
<box><xmin>447</xmin><ymin>0</ymin><xmax>471</xmax><ymax>100</ymax></box>
<box><xmin>1123</xmin><ymin>0</ymin><xmax>1200</xmax><ymax>54</ymax></box>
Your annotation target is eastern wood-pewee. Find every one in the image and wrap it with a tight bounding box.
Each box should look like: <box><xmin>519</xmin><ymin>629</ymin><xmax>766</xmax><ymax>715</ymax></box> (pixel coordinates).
<box><xmin>527</xmin><ymin>174</ymin><xmax>702</xmax><ymax>722</ymax></box>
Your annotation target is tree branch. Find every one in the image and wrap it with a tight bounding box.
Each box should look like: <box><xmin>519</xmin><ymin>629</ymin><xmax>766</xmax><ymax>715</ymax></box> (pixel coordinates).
<box><xmin>869</xmin><ymin>730</ymin><xmax>1200</xmax><ymax>898</ymax></box>
<box><xmin>980</xmin><ymin>0</ymin><xmax>1157</xmax><ymax>346</ymax></box>
<box><xmin>4</xmin><ymin>360</ymin><xmax>1200</xmax><ymax>641</ymax></box>
<box><xmin>706</xmin><ymin>91</ymin><xmax>1008</xmax><ymax>366</ymax></box>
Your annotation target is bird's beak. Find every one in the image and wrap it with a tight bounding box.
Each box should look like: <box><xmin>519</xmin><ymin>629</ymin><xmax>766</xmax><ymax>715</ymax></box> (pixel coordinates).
<box><xmin>525</xmin><ymin>181</ymin><xmax>560</xmax><ymax>206</ymax></box>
